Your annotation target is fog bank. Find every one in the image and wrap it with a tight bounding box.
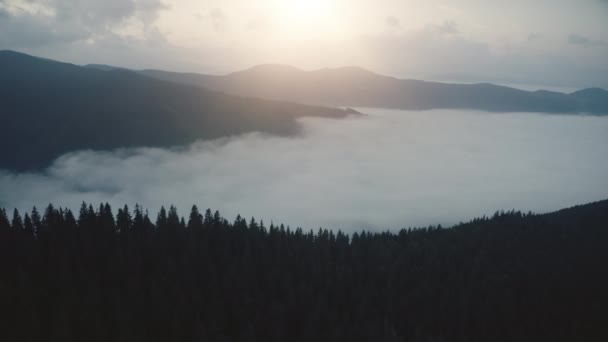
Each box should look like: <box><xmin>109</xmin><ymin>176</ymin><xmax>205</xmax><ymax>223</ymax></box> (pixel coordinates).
<box><xmin>2</xmin><ymin>109</ymin><xmax>607</xmax><ymax>232</ymax></box>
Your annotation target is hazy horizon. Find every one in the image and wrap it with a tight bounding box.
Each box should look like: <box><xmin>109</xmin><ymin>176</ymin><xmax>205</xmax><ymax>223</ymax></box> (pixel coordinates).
<box><xmin>85</xmin><ymin>58</ymin><xmax>597</xmax><ymax>94</ymax></box>
<box><xmin>5</xmin><ymin>49</ymin><xmax>589</xmax><ymax>93</ymax></box>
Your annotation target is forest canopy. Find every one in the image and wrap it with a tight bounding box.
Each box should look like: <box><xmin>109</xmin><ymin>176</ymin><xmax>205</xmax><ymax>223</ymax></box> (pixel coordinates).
<box><xmin>1</xmin><ymin>199</ymin><xmax>607</xmax><ymax>341</ymax></box>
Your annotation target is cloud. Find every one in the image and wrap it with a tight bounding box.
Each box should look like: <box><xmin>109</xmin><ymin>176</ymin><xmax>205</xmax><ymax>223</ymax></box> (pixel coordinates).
<box><xmin>527</xmin><ymin>33</ymin><xmax>542</xmax><ymax>42</ymax></box>
<box><xmin>2</xmin><ymin>110</ymin><xmax>607</xmax><ymax>232</ymax></box>
<box><xmin>385</xmin><ymin>16</ymin><xmax>400</xmax><ymax>30</ymax></box>
<box><xmin>364</xmin><ymin>25</ymin><xmax>491</xmax><ymax>79</ymax></box>
<box><xmin>246</xmin><ymin>12</ymin><xmax>274</xmax><ymax>33</ymax></box>
<box><xmin>0</xmin><ymin>10</ymin><xmax>88</xmax><ymax>47</ymax></box>
<box><xmin>195</xmin><ymin>7</ymin><xmax>228</xmax><ymax>32</ymax></box>
<box><xmin>0</xmin><ymin>0</ymin><xmax>167</xmax><ymax>47</ymax></box>
<box><xmin>436</xmin><ymin>20</ymin><xmax>459</xmax><ymax>35</ymax></box>
<box><xmin>568</xmin><ymin>33</ymin><xmax>607</xmax><ymax>48</ymax></box>
<box><xmin>209</xmin><ymin>8</ymin><xmax>227</xmax><ymax>32</ymax></box>
<box><xmin>360</xmin><ymin>24</ymin><xmax>608</xmax><ymax>89</ymax></box>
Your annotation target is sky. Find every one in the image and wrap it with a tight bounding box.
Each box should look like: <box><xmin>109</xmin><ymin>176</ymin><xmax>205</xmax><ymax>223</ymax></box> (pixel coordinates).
<box><xmin>2</xmin><ymin>109</ymin><xmax>607</xmax><ymax>232</ymax></box>
<box><xmin>0</xmin><ymin>0</ymin><xmax>607</xmax><ymax>89</ymax></box>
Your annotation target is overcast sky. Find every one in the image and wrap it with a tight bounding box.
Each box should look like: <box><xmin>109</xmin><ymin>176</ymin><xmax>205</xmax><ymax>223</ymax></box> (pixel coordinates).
<box><xmin>1</xmin><ymin>0</ymin><xmax>607</xmax><ymax>88</ymax></box>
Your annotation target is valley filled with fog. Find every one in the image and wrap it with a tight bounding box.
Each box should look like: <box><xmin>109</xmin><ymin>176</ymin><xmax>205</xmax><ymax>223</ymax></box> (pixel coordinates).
<box><xmin>2</xmin><ymin>109</ymin><xmax>607</xmax><ymax>232</ymax></box>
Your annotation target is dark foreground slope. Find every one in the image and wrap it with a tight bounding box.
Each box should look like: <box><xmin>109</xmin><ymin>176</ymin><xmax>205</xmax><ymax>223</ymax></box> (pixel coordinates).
<box><xmin>140</xmin><ymin>65</ymin><xmax>608</xmax><ymax>114</ymax></box>
<box><xmin>1</xmin><ymin>199</ymin><xmax>607</xmax><ymax>342</ymax></box>
<box><xmin>0</xmin><ymin>51</ymin><xmax>357</xmax><ymax>171</ymax></box>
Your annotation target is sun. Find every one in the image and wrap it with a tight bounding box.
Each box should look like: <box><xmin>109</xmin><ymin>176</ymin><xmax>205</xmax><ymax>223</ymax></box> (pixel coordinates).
<box><xmin>282</xmin><ymin>0</ymin><xmax>332</xmax><ymax>17</ymax></box>
<box><xmin>273</xmin><ymin>0</ymin><xmax>337</xmax><ymax>35</ymax></box>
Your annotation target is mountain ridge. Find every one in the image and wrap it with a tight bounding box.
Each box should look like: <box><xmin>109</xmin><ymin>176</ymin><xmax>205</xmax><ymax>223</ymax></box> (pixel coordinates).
<box><xmin>84</xmin><ymin>59</ymin><xmax>607</xmax><ymax>115</ymax></box>
<box><xmin>135</xmin><ymin>63</ymin><xmax>607</xmax><ymax>114</ymax></box>
<box><xmin>84</xmin><ymin>58</ymin><xmax>608</xmax><ymax>98</ymax></box>
<box><xmin>0</xmin><ymin>50</ymin><xmax>358</xmax><ymax>171</ymax></box>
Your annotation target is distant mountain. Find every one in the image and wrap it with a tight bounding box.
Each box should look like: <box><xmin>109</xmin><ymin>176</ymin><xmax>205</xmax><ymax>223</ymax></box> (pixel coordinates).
<box><xmin>569</xmin><ymin>88</ymin><xmax>608</xmax><ymax>114</ymax></box>
<box><xmin>84</xmin><ymin>64</ymin><xmax>130</xmax><ymax>72</ymax></box>
<box><xmin>139</xmin><ymin>65</ymin><xmax>608</xmax><ymax>114</ymax></box>
<box><xmin>0</xmin><ymin>51</ymin><xmax>358</xmax><ymax>171</ymax></box>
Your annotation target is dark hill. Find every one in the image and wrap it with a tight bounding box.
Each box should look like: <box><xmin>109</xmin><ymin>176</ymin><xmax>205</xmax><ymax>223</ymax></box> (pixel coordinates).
<box><xmin>0</xmin><ymin>51</ymin><xmax>358</xmax><ymax>171</ymax></box>
<box><xmin>569</xmin><ymin>88</ymin><xmax>608</xmax><ymax>113</ymax></box>
<box><xmin>140</xmin><ymin>65</ymin><xmax>608</xmax><ymax>114</ymax></box>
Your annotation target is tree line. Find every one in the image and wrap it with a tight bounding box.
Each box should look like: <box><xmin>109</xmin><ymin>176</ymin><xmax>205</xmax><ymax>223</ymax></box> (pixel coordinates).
<box><xmin>1</xmin><ymin>200</ymin><xmax>607</xmax><ymax>341</ymax></box>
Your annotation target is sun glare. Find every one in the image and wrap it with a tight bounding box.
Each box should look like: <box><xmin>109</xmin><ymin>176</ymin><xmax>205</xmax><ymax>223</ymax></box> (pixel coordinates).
<box><xmin>273</xmin><ymin>0</ymin><xmax>337</xmax><ymax>36</ymax></box>
<box><xmin>284</xmin><ymin>0</ymin><xmax>332</xmax><ymax>16</ymax></box>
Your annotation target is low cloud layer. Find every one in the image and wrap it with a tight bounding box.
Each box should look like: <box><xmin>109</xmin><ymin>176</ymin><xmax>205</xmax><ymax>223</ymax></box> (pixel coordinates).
<box><xmin>2</xmin><ymin>109</ymin><xmax>608</xmax><ymax>232</ymax></box>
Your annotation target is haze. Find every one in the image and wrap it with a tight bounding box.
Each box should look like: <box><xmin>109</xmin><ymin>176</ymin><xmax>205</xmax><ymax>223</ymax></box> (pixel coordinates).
<box><xmin>1</xmin><ymin>0</ymin><xmax>607</xmax><ymax>89</ymax></box>
<box><xmin>2</xmin><ymin>109</ymin><xmax>607</xmax><ymax>231</ymax></box>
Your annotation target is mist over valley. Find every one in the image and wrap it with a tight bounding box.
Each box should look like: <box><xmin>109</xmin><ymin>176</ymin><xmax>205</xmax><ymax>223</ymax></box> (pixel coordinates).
<box><xmin>3</xmin><ymin>108</ymin><xmax>606</xmax><ymax>231</ymax></box>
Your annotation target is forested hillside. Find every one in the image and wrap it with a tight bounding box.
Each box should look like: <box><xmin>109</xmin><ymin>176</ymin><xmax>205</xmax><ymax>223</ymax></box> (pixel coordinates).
<box><xmin>1</xmin><ymin>199</ymin><xmax>607</xmax><ymax>341</ymax></box>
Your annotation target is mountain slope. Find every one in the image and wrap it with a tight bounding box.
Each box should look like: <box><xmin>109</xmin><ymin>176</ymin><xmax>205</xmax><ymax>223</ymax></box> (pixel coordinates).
<box><xmin>0</xmin><ymin>51</ymin><xmax>358</xmax><ymax>171</ymax></box>
<box><xmin>139</xmin><ymin>65</ymin><xmax>607</xmax><ymax>114</ymax></box>
<box><xmin>569</xmin><ymin>88</ymin><xmax>608</xmax><ymax>113</ymax></box>
<box><xmin>1</xmin><ymin>198</ymin><xmax>607</xmax><ymax>341</ymax></box>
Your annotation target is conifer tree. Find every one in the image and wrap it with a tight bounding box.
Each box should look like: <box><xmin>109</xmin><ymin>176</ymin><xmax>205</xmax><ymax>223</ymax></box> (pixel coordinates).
<box><xmin>188</xmin><ymin>205</ymin><xmax>203</xmax><ymax>232</ymax></box>
<box><xmin>11</xmin><ymin>209</ymin><xmax>23</xmax><ymax>231</ymax></box>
